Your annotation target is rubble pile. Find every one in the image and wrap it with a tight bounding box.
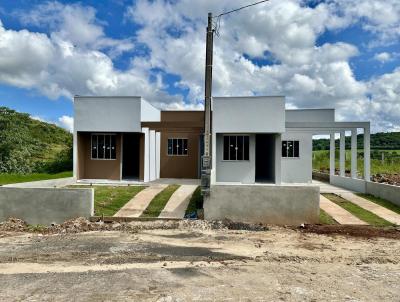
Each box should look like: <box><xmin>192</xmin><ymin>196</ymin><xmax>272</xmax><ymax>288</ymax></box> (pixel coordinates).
<box><xmin>371</xmin><ymin>173</ymin><xmax>400</xmax><ymax>186</ymax></box>
<box><xmin>0</xmin><ymin>218</ymin><xmax>28</xmax><ymax>232</ymax></box>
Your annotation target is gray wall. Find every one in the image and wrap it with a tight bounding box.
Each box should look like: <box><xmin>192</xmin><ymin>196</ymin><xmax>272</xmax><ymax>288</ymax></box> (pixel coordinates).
<box><xmin>204</xmin><ymin>185</ymin><xmax>320</xmax><ymax>225</ymax></box>
<box><xmin>212</xmin><ymin>96</ymin><xmax>285</xmax><ymax>133</ymax></box>
<box><xmin>74</xmin><ymin>96</ymin><xmax>142</xmax><ymax>132</ymax></box>
<box><xmin>285</xmin><ymin>109</ymin><xmax>335</xmax><ymax>122</ymax></box>
<box><xmin>281</xmin><ymin>131</ymin><xmax>313</xmax><ymax>183</ymax></box>
<box><xmin>0</xmin><ymin>187</ymin><xmax>94</xmax><ymax>225</ymax></box>
<box><xmin>366</xmin><ymin>182</ymin><xmax>400</xmax><ymax>207</ymax></box>
<box><xmin>215</xmin><ymin>134</ymin><xmax>256</xmax><ymax>183</ymax></box>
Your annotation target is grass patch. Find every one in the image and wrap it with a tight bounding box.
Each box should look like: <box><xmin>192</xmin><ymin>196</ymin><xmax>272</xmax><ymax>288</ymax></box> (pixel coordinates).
<box><xmin>356</xmin><ymin>193</ymin><xmax>400</xmax><ymax>215</ymax></box>
<box><xmin>323</xmin><ymin>193</ymin><xmax>394</xmax><ymax>227</ymax></box>
<box><xmin>185</xmin><ymin>186</ymin><xmax>203</xmax><ymax>216</ymax></box>
<box><xmin>319</xmin><ymin>209</ymin><xmax>338</xmax><ymax>225</ymax></box>
<box><xmin>0</xmin><ymin>171</ymin><xmax>72</xmax><ymax>185</ymax></box>
<box><xmin>71</xmin><ymin>185</ymin><xmax>146</xmax><ymax>216</ymax></box>
<box><xmin>141</xmin><ymin>185</ymin><xmax>180</xmax><ymax>218</ymax></box>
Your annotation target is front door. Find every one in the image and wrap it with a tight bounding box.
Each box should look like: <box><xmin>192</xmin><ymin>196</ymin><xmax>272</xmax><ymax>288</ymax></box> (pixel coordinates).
<box><xmin>122</xmin><ymin>133</ymin><xmax>140</xmax><ymax>179</ymax></box>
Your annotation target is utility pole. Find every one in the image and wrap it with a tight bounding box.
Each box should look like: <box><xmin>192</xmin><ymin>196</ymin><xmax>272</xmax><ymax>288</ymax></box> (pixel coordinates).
<box><xmin>201</xmin><ymin>12</ymin><xmax>213</xmax><ymax>195</ymax></box>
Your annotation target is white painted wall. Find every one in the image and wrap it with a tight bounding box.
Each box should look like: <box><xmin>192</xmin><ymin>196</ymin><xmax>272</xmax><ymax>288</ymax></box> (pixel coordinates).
<box><xmin>281</xmin><ymin>131</ymin><xmax>313</xmax><ymax>183</ymax></box>
<box><xmin>212</xmin><ymin>96</ymin><xmax>285</xmax><ymax>133</ymax></box>
<box><xmin>142</xmin><ymin>127</ymin><xmax>150</xmax><ymax>182</ymax></box>
<box><xmin>74</xmin><ymin>96</ymin><xmax>142</xmax><ymax>132</ymax></box>
<box><xmin>285</xmin><ymin>109</ymin><xmax>335</xmax><ymax>122</ymax></box>
<box><xmin>156</xmin><ymin>132</ymin><xmax>161</xmax><ymax>179</ymax></box>
<box><xmin>149</xmin><ymin>130</ymin><xmax>156</xmax><ymax>181</ymax></box>
<box><xmin>215</xmin><ymin>134</ymin><xmax>256</xmax><ymax>183</ymax></box>
<box><xmin>141</xmin><ymin>99</ymin><xmax>161</xmax><ymax>122</ymax></box>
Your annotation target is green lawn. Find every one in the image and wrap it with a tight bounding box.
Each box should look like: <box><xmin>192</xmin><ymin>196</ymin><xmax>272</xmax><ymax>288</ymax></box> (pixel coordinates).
<box><xmin>319</xmin><ymin>209</ymin><xmax>337</xmax><ymax>225</ymax></box>
<box><xmin>356</xmin><ymin>193</ymin><xmax>400</xmax><ymax>215</ymax></box>
<box><xmin>185</xmin><ymin>186</ymin><xmax>203</xmax><ymax>216</ymax></box>
<box><xmin>323</xmin><ymin>193</ymin><xmax>393</xmax><ymax>227</ymax></box>
<box><xmin>91</xmin><ymin>185</ymin><xmax>146</xmax><ymax>216</ymax></box>
<box><xmin>0</xmin><ymin>171</ymin><xmax>73</xmax><ymax>185</ymax></box>
<box><xmin>141</xmin><ymin>185</ymin><xmax>180</xmax><ymax>218</ymax></box>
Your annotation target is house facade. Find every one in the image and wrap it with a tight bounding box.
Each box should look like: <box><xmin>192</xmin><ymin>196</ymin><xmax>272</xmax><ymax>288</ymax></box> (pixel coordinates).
<box><xmin>73</xmin><ymin>95</ymin><xmax>371</xmax><ymax>187</ymax></box>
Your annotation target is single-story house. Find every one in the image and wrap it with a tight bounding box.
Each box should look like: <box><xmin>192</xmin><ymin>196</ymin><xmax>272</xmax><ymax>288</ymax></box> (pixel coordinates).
<box><xmin>73</xmin><ymin>95</ymin><xmax>370</xmax><ymax>186</ymax></box>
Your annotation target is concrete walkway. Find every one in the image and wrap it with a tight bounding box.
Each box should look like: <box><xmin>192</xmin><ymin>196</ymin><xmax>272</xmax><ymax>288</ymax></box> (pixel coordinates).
<box><xmin>337</xmin><ymin>192</ymin><xmax>400</xmax><ymax>225</ymax></box>
<box><xmin>158</xmin><ymin>185</ymin><xmax>198</xmax><ymax>218</ymax></box>
<box><xmin>320</xmin><ymin>195</ymin><xmax>368</xmax><ymax>225</ymax></box>
<box><xmin>114</xmin><ymin>184</ymin><xmax>168</xmax><ymax>217</ymax></box>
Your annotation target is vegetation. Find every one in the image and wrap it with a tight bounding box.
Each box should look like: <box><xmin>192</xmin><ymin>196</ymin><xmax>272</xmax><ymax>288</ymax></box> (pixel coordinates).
<box><xmin>313</xmin><ymin>132</ymin><xmax>400</xmax><ymax>150</ymax></box>
<box><xmin>0</xmin><ymin>107</ymin><xmax>72</xmax><ymax>174</ymax></box>
<box><xmin>323</xmin><ymin>193</ymin><xmax>393</xmax><ymax>227</ymax></box>
<box><xmin>356</xmin><ymin>194</ymin><xmax>400</xmax><ymax>215</ymax></box>
<box><xmin>185</xmin><ymin>186</ymin><xmax>203</xmax><ymax>216</ymax></box>
<box><xmin>0</xmin><ymin>171</ymin><xmax>72</xmax><ymax>185</ymax></box>
<box><xmin>313</xmin><ymin>149</ymin><xmax>400</xmax><ymax>175</ymax></box>
<box><xmin>89</xmin><ymin>185</ymin><xmax>145</xmax><ymax>216</ymax></box>
<box><xmin>141</xmin><ymin>185</ymin><xmax>180</xmax><ymax>218</ymax></box>
<box><xmin>319</xmin><ymin>209</ymin><xmax>337</xmax><ymax>225</ymax></box>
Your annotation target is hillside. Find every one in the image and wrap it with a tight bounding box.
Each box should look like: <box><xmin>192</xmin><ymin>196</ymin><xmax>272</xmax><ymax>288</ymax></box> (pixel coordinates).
<box><xmin>0</xmin><ymin>107</ymin><xmax>72</xmax><ymax>174</ymax></box>
<box><xmin>313</xmin><ymin>132</ymin><xmax>400</xmax><ymax>150</ymax></box>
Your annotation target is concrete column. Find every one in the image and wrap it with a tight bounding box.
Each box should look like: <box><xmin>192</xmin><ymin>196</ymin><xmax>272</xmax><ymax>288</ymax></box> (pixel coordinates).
<box><xmin>364</xmin><ymin>125</ymin><xmax>371</xmax><ymax>181</ymax></box>
<box><xmin>141</xmin><ymin>127</ymin><xmax>149</xmax><ymax>182</ymax></box>
<box><xmin>73</xmin><ymin>131</ymin><xmax>78</xmax><ymax>179</ymax></box>
<box><xmin>351</xmin><ymin>129</ymin><xmax>357</xmax><ymax>179</ymax></box>
<box><xmin>149</xmin><ymin>130</ymin><xmax>156</xmax><ymax>181</ymax></box>
<box><xmin>340</xmin><ymin>131</ymin><xmax>346</xmax><ymax>177</ymax></box>
<box><xmin>329</xmin><ymin>133</ymin><xmax>335</xmax><ymax>176</ymax></box>
<box><xmin>274</xmin><ymin>134</ymin><xmax>282</xmax><ymax>185</ymax></box>
<box><xmin>210</xmin><ymin>132</ymin><xmax>217</xmax><ymax>184</ymax></box>
<box><xmin>156</xmin><ymin>132</ymin><xmax>161</xmax><ymax>179</ymax></box>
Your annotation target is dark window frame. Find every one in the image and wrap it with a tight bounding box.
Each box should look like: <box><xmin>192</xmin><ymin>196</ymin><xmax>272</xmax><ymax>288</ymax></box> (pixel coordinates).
<box><xmin>223</xmin><ymin>135</ymin><xmax>250</xmax><ymax>161</ymax></box>
<box><xmin>167</xmin><ymin>138</ymin><xmax>188</xmax><ymax>156</ymax></box>
<box><xmin>91</xmin><ymin>134</ymin><xmax>117</xmax><ymax>160</ymax></box>
<box><xmin>282</xmin><ymin>140</ymin><xmax>300</xmax><ymax>158</ymax></box>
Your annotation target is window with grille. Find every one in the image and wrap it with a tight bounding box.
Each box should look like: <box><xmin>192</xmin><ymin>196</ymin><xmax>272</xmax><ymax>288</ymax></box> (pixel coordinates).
<box><xmin>223</xmin><ymin>135</ymin><xmax>249</xmax><ymax>161</ymax></box>
<box><xmin>282</xmin><ymin>140</ymin><xmax>299</xmax><ymax>158</ymax></box>
<box><xmin>91</xmin><ymin>134</ymin><xmax>116</xmax><ymax>159</ymax></box>
<box><xmin>167</xmin><ymin>138</ymin><xmax>188</xmax><ymax>156</ymax></box>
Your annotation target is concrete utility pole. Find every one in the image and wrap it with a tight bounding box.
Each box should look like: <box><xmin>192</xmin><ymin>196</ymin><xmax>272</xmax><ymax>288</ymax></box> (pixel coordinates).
<box><xmin>201</xmin><ymin>12</ymin><xmax>214</xmax><ymax>195</ymax></box>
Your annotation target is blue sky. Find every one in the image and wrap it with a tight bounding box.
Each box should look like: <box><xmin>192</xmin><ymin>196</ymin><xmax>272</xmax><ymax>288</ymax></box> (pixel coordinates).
<box><xmin>0</xmin><ymin>0</ymin><xmax>399</xmax><ymax>132</ymax></box>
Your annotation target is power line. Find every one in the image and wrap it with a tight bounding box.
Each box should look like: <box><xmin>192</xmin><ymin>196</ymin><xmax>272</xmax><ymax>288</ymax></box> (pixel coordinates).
<box><xmin>214</xmin><ymin>0</ymin><xmax>270</xmax><ymax>18</ymax></box>
<box><xmin>212</xmin><ymin>0</ymin><xmax>270</xmax><ymax>36</ymax></box>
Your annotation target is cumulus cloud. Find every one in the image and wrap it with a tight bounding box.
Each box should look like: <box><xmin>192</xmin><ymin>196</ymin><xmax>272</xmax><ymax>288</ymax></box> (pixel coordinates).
<box><xmin>0</xmin><ymin>0</ymin><xmax>399</xmax><ymax>132</ymax></box>
<box><xmin>58</xmin><ymin>115</ymin><xmax>74</xmax><ymax>133</ymax></box>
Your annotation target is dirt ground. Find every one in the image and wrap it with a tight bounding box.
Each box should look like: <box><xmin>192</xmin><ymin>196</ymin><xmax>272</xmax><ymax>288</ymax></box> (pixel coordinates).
<box><xmin>0</xmin><ymin>219</ymin><xmax>399</xmax><ymax>302</ymax></box>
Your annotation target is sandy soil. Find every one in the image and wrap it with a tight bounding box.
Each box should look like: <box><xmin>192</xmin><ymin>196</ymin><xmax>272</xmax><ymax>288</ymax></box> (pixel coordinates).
<box><xmin>0</xmin><ymin>221</ymin><xmax>399</xmax><ymax>301</ymax></box>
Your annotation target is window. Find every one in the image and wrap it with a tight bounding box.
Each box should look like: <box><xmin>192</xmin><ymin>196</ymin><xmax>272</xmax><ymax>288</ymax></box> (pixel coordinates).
<box><xmin>223</xmin><ymin>135</ymin><xmax>249</xmax><ymax>161</ymax></box>
<box><xmin>282</xmin><ymin>140</ymin><xmax>299</xmax><ymax>158</ymax></box>
<box><xmin>91</xmin><ymin>134</ymin><xmax>116</xmax><ymax>159</ymax></box>
<box><xmin>168</xmin><ymin>138</ymin><xmax>188</xmax><ymax>156</ymax></box>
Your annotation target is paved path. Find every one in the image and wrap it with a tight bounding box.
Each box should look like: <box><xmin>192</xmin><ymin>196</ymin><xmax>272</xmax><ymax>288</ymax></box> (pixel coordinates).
<box><xmin>114</xmin><ymin>184</ymin><xmax>168</xmax><ymax>217</ymax></box>
<box><xmin>320</xmin><ymin>195</ymin><xmax>368</xmax><ymax>225</ymax></box>
<box><xmin>312</xmin><ymin>180</ymin><xmax>354</xmax><ymax>194</ymax></box>
<box><xmin>158</xmin><ymin>185</ymin><xmax>198</xmax><ymax>218</ymax></box>
<box><xmin>337</xmin><ymin>192</ymin><xmax>400</xmax><ymax>225</ymax></box>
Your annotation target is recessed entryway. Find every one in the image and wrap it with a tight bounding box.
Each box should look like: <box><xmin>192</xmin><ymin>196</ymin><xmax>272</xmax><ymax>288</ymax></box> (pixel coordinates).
<box><xmin>122</xmin><ymin>133</ymin><xmax>141</xmax><ymax>180</ymax></box>
<box><xmin>255</xmin><ymin>134</ymin><xmax>275</xmax><ymax>183</ymax></box>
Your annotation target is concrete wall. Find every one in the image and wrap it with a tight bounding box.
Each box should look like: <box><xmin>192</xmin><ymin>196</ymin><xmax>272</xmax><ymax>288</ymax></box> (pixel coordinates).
<box><xmin>3</xmin><ymin>177</ymin><xmax>75</xmax><ymax>188</ymax></box>
<box><xmin>215</xmin><ymin>134</ymin><xmax>256</xmax><ymax>183</ymax></box>
<box><xmin>285</xmin><ymin>109</ymin><xmax>335</xmax><ymax>122</ymax></box>
<box><xmin>366</xmin><ymin>182</ymin><xmax>400</xmax><ymax>207</ymax></box>
<box><xmin>74</xmin><ymin>96</ymin><xmax>142</xmax><ymax>132</ymax></box>
<box><xmin>213</xmin><ymin>96</ymin><xmax>285</xmax><ymax>133</ymax></box>
<box><xmin>204</xmin><ymin>185</ymin><xmax>320</xmax><ymax>225</ymax></box>
<box><xmin>141</xmin><ymin>99</ymin><xmax>161</xmax><ymax>122</ymax></box>
<box><xmin>0</xmin><ymin>187</ymin><xmax>94</xmax><ymax>225</ymax></box>
<box><xmin>330</xmin><ymin>175</ymin><xmax>367</xmax><ymax>193</ymax></box>
<box><xmin>281</xmin><ymin>131</ymin><xmax>313</xmax><ymax>183</ymax></box>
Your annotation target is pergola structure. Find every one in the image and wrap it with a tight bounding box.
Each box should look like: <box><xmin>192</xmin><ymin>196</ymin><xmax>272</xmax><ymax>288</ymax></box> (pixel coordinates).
<box><xmin>286</xmin><ymin>121</ymin><xmax>371</xmax><ymax>181</ymax></box>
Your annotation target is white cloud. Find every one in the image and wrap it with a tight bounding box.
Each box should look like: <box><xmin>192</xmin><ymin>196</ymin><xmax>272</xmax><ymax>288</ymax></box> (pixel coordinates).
<box><xmin>58</xmin><ymin>115</ymin><xmax>74</xmax><ymax>133</ymax></box>
<box><xmin>0</xmin><ymin>0</ymin><xmax>399</xmax><ymax>133</ymax></box>
<box><xmin>374</xmin><ymin>52</ymin><xmax>391</xmax><ymax>63</ymax></box>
